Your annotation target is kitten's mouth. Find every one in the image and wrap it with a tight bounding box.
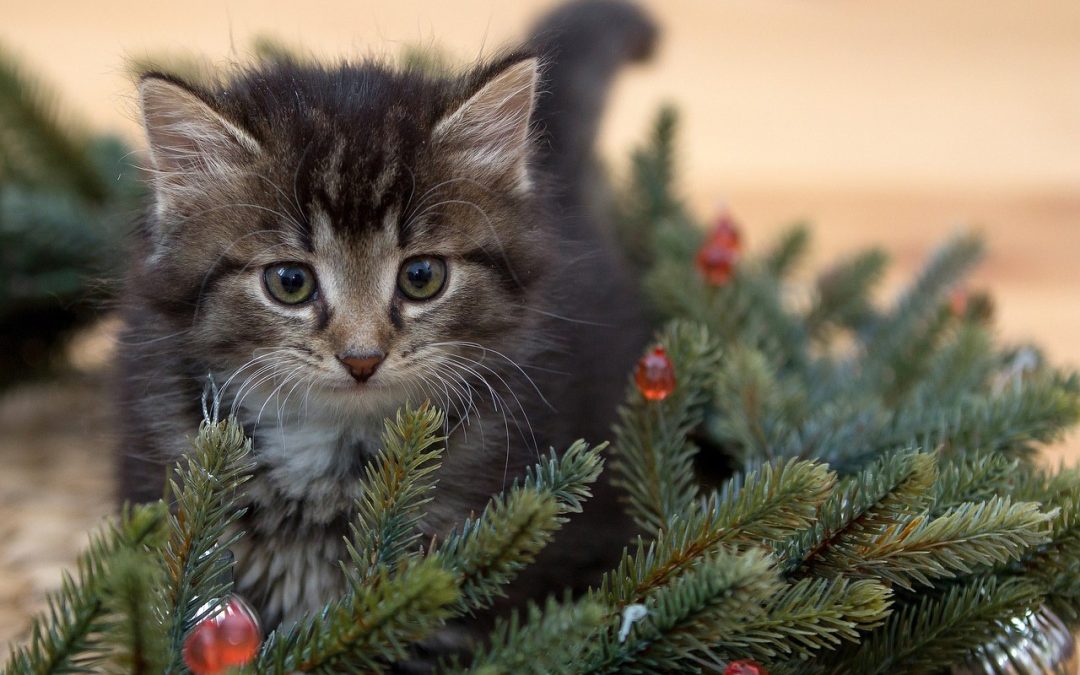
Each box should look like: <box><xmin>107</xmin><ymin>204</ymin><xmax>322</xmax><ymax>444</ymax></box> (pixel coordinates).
<box><xmin>330</xmin><ymin>378</ymin><xmax>380</xmax><ymax>392</ymax></box>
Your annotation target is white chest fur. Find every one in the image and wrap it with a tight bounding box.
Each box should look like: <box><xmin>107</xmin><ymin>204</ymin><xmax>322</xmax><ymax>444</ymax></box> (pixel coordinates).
<box><xmin>228</xmin><ymin>398</ymin><xmax>391</xmax><ymax>624</ymax></box>
<box><xmin>236</xmin><ymin>395</ymin><xmax>389</xmax><ymax>524</ymax></box>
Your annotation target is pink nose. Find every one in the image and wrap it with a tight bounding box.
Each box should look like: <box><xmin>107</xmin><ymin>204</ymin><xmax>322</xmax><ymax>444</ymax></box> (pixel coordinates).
<box><xmin>337</xmin><ymin>351</ymin><xmax>385</xmax><ymax>382</ymax></box>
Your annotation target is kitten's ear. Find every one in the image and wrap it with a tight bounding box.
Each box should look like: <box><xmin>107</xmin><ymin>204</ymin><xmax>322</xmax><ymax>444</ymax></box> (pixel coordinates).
<box><xmin>433</xmin><ymin>58</ymin><xmax>540</xmax><ymax>192</ymax></box>
<box><xmin>139</xmin><ymin>75</ymin><xmax>260</xmax><ymax>183</ymax></box>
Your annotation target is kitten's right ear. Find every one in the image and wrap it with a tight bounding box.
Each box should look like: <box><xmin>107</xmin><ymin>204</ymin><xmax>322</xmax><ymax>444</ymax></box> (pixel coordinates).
<box><xmin>139</xmin><ymin>75</ymin><xmax>260</xmax><ymax>186</ymax></box>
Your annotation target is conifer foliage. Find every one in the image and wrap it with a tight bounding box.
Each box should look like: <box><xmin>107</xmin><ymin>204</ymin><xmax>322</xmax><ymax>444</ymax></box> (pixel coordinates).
<box><xmin>0</xmin><ymin>45</ymin><xmax>144</xmax><ymax>387</ymax></box>
<box><xmin>5</xmin><ymin>102</ymin><xmax>1080</xmax><ymax>675</ymax></box>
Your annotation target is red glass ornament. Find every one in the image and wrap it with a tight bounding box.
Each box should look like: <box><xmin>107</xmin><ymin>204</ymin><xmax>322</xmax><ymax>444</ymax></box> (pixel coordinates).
<box><xmin>708</xmin><ymin>210</ymin><xmax>743</xmax><ymax>252</ymax></box>
<box><xmin>183</xmin><ymin>621</ymin><xmax>224</xmax><ymax>675</ymax></box>
<box><xmin>216</xmin><ymin>598</ymin><xmax>261</xmax><ymax>665</ymax></box>
<box><xmin>696</xmin><ymin>237</ymin><xmax>739</xmax><ymax>286</ymax></box>
<box><xmin>182</xmin><ymin>596</ymin><xmax>262</xmax><ymax>675</ymax></box>
<box><xmin>724</xmin><ymin>659</ymin><xmax>769</xmax><ymax>675</ymax></box>
<box><xmin>635</xmin><ymin>346</ymin><xmax>676</xmax><ymax>401</ymax></box>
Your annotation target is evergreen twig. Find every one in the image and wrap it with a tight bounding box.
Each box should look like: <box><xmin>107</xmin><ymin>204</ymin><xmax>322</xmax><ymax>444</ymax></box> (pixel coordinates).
<box><xmin>159</xmin><ymin>418</ymin><xmax>255</xmax><ymax>674</ymax></box>
<box><xmin>612</xmin><ymin>321</ymin><xmax>722</xmax><ymax>533</ymax></box>
<box><xmin>448</xmin><ymin>596</ymin><xmax>608</xmax><ymax>675</ymax></box>
<box><xmin>2</xmin><ymin>503</ymin><xmax>168</xmax><ymax>675</ymax></box>
<box><xmin>344</xmin><ymin>404</ymin><xmax>445</xmax><ymax>582</ymax></box>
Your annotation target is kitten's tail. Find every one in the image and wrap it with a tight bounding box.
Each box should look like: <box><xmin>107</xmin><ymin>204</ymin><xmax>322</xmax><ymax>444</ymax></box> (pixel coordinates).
<box><xmin>527</xmin><ymin>0</ymin><xmax>658</xmax><ymax>193</ymax></box>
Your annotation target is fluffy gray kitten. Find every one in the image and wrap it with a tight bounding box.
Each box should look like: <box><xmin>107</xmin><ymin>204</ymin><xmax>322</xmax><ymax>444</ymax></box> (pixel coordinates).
<box><xmin>116</xmin><ymin>0</ymin><xmax>656</xmax><ymax>636</ymax></box>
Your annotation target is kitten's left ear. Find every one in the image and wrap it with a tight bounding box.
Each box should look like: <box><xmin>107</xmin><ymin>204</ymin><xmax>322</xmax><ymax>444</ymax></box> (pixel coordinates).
<box><xmin>433</xmin><ymin>58</ymin><xmax>540</xmax><ymax>192</ymax></box>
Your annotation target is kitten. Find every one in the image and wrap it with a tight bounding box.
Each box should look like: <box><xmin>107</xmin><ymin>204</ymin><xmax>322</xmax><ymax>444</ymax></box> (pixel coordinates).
<box><xmin>116</xmin><ymin>0</ymin><xmax>656</xmax><ymax>634</ymax></box>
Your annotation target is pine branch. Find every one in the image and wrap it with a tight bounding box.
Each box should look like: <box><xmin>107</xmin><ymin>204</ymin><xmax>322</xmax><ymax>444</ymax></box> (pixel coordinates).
<box><xmin>601</xmin><ymin>459</ymin><xmax>834</xmax><ymax>606</ymax></box>
<box><xmin>779</xmin><ymin>450</ymin><xmax>936</xmax><ymax>576</ymax></box>
<box><xmin>261</xmin><ymin>436</ymin><xmax>604</xmax><ymax>670</ymax></box>
<box><xmin>904</xmin><ymin>324</ymin><xmax>997</xmax><ymax>409</ymax></box>
<box><xmin>879</xmin><ymin>304</ymin><xmax>954</xmax><ymax>404</ymax></box>
<box><xmin>611</xmin><ymin>321</ymin><xmax>722</xmax><ymax>533</ymax></box>
<box><xmin>437</xmin><ymin>490</ymin><xmax>563</xmax><ymax>614</ymax></box>
<box><xmin>398</xmin><ymin>44</ymin><xmax>455</xmax><ymax>75</ymax></box>
<box><xmin>585</xmin><ymin>548</ymin><xmax>780</xmax><ymax>675</ymax></box>
<box><xmin>807</xmin><ymin>248</ymin><xmax>888</xmax><ymax>336</ymax></box>
<box><xmin>520</xmin><ymin>438</ymin><xmax>606</xmax><ymax>515</ymax></box>
<box><xmin>819</xmin><ymin>576</ymin><xmax>1044</xmax><ymax>675</ymax></box>
<box><xmin>736</xmin><ymin>271</ymin><xmax>811</xmax><ymax>371</ymax></box>
<box><xmin>712</xmin><ymin>459</ymin><xmax>837</xmax><ymax>548</ymax></box>
<box><xmin>99</xmin><ymin>549</ymin><xmax>169</xmax><ymax>675</ymax></box>
<box><xmin>1012</xmin><ymin>479</ymin><xmax>1080</xmax><ymax>623</ymax></box>
<box><xmin>724</xmin><ymin>577</ymin><xmax>891</xmax><ymax>662</ymax></box>
<box><xmin>763</xmin><ymin>224</ymin><xmax>810</xmax><ymax>279</ymax></box>
<box><xmin>159</xmin><ymin>418</ymin><xmax>255</xmax><ymax>674</ymax></box>
<box><xmin>710</xmin><ymin>347</ymin><xmax>805</xmax><ymax>463</ymax></box>
<box><xmin>251</xmin><ymin>35</ymin><xmax>310</xmax><ymax>65</ymax></box>
<box><xmin>616</xmin><ymin>106</ymin><xmax>686</xmax><ymax>270</ymax></box>
<box><xmin>642</xmin><ymin>255</ymin><xmax>714</xmax><ymax>330</ymax></box>
<box><xmin>931</xmin><ymin>450</ymin><xmax>1017</xmax><ymax>515</ymax></box>
<box><xmin>437</xmin><ymin>440</ymin><xmax>605</xmax><ymax>614</ymax></box>
<box><xmin>0</xmin><ymin>45</ymin><xmax>106</xmax><ymax>201</ymax></box>
<box><xmin>815</xmin><ymin>497</ymin><xmax>1052</xmax><ymax>590</ymax></box>
<box><xmin>771</xmin><ymin>395</ymin><xmax>890</xmax><ymax>469</ymax></box>
<box><xmin>447</xmin><ymin>596</ymin><xmax>608</xmax><ymax>675</ymax></box>
<box><xmin>344</xmin><ymin>404</ymin><xmax>445</xmax><ymax>582</ymax></box>
<box><xmin>859</xmin><ymin>233</ymin><xmax>984</xmax><ymax>395</ymax></box>
<box><xmin>886</xmin><ymin>370</ymin><xmax>1080</xmax><ymax>461</ymax></box>
<box><xmin>2</xmin><ymin>503</ymin><xmax>168</xmax><ymax>675</ymax></box>
<box><xmin>257</xmin><ymin>557</ymin><xmax>459</xmax><ymax>673</ymax></box>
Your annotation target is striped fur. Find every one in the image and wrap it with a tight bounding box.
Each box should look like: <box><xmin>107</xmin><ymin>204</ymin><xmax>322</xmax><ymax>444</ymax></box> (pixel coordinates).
<box><xmin>116</xmin><ymin>0</ymin><xmax>657</xmax><ymax>650</ymax></box>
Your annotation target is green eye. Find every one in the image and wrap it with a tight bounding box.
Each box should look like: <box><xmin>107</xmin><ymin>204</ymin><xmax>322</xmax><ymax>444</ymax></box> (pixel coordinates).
<box><xmin>397</xmin><ymin>256</ymin><xmax>447</xmax><ymax>300</ymax></box>
<box><xmin>264</xmin><ymin>263</ymin><xmax>317</xmax><ymax>305</ymax></box>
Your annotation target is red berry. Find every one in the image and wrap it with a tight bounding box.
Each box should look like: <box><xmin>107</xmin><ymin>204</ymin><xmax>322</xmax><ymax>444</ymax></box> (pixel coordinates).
<box><xmin>182</xmin><ymin>595</ymin><xmax>262</xmax><ymax>674</ymax></box>
<box><xmin>635</xmin><ymin>346</ymin><xmax>676</xmax><ymax>401</ymax></box>
<box><xmin>724</xmin><ymin>659</ymin><xmax>768</xmax><ymax>675</ymax></box>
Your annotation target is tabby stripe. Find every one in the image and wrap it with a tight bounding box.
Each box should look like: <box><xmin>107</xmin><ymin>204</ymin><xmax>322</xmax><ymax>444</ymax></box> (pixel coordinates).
<box><xmin>315</xmin><ymin>300</ymin><xmax>333</xmax><ymax>331</ymax></box>
<box><xmin>176</xmin><ymin>257</ymin><xmax>246</xmax><ymax>314</ymax></box>
<box><xmin>389</xmin><ymin>301</ymin><xmax>404</xmax><ymax>330</ymax></box>
<box><xmin>461</xmin><ymin>248</ymin><xmax>523</xmax><ymax>294</ymax></box>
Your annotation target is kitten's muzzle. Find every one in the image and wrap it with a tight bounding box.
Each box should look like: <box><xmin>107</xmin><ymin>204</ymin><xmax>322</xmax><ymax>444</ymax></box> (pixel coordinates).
<box><xmin>337</xmin><ymin>350</ymin><xmax>385</xmax><ymax>383</ymax></box>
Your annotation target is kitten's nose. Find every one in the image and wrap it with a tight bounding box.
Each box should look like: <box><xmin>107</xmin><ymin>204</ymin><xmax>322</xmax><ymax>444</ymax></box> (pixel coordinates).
<box><xmin>337</xmin><ymin>350</ymin><xmax>385</xmax><ymax>383</ymax></box>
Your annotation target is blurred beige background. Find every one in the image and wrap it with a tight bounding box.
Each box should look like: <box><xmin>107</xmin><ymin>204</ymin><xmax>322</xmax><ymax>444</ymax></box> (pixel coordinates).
<box><xmin>1</xmin><ymin>0</ymin><xmax>1079</xmax><ymax>648</ymax></box>
<box><xmin>4</xmin><ymin>0</ymin><xmax>1078</xmax><ymax>362</ymax></box>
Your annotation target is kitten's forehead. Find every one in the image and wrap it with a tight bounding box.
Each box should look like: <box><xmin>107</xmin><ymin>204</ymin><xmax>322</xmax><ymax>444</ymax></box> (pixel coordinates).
<box><xmin>287</xmin><ymin>118</ymin><xmax>413</xmax><ymax>236</ymax></box>
<box><xmin>317</xmin><ymin>104</ymin><xmax>410</xmax><ymax>195</ymax></box>
<box><xmin>309</xmin><ymin>203</ymin><xmax>400</xmax><ymax>270</ymax></box>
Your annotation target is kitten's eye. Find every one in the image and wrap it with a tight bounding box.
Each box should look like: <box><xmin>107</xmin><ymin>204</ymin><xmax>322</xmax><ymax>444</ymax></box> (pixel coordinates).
<box><xmin>397</xmin><ymin>256</ymin><xmax>447</xmax><ymax>301</ymax></box>
<box><xmin>264</xmin><ymin>263</ymin><xmax>317</xmax><ymax>305</ymax></box>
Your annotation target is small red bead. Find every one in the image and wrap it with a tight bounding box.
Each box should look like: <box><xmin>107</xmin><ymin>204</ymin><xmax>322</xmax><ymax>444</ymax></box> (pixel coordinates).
<box><xmin>182</xmin><ymin>595</ymin><xmax>262</xmax><ymax>674</ymax></box>
<box><xmin>724</xmin><ymin>659</ymin><xmax>769</xmax><ymax>675</ymax></box>
<box><xmin>635</xmin><ymin>346</ymin><xmax>676</xmax><ymax>401</ymax></box>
